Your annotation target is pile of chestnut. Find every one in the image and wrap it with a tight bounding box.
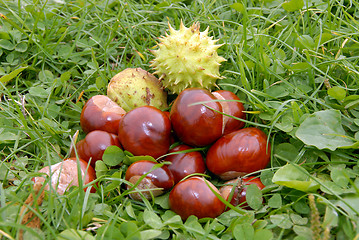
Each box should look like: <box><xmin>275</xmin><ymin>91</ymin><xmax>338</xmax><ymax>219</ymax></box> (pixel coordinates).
<box><xmin>34</xmin><ymin>87</ymin><xmax>271</xmax><ymax>221</ymax></box>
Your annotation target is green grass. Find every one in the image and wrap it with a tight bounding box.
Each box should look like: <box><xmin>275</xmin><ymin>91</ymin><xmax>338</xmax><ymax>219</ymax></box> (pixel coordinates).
<box><xmin>0</xmin><ymin>0</ymin><xmax>359</xmax><ymax>239</ymax></box>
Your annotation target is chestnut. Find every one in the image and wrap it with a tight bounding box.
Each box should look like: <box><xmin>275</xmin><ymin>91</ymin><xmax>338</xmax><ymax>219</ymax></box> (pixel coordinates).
<box><xmin>170</xmin><ymin>88</ymin><xmax>223</xmax><ymax>147</ymax></box>
<box><xmin>219</xmin><ymin>176</ymin><xmax>265</xmax><ymax>210</ymax></box>
<box><xmin>33</xmin><ymin>157</ymin><xmax>96</xmax><ymax>195</ymax></box>
<box><xmin>125</xmin><ymin>160</ymin><xmax>174</xmax><ymax>200</ymax></box>
<box><xmin>164</xmin><ymin>144</ymin><xmax>206</xmax><ymax>184</ymax></box>
<box><xmin>169</xmin><ymin>176</ymin><xmax>225</xmax><ymax>220</ymax></box>
<box><xmin>80</xmin><ymin>95</ymin><xmax>126</xmax><ymax>134</ymax></box>
<box><xmin>118</xmin><ymin>106</ymin><xmax>172</xmax><ymax>159</ymax></box>
<box><xmin>212</xmin><ymin>90</ymin><xmax>246</xmax><ymax>135</ymax></box>
<box><xmin>71</xmin><ymin>130</ymin><xmax>122</xmax><ymax>168</ymax></box>
<box><xmin>206</xmin><ymin>127</ymin><xmax>271</xmax><ymax>180</ymax></box>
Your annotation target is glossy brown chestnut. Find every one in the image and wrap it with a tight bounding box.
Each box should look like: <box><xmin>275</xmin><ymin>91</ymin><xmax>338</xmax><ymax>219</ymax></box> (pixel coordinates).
<box><xmin>71</xmin><ymin>130</ymin><xmax>122</xmax><ymax>168</ymax></box>
<box><xmin>125</xmin><ymin>160</ymin><xmax>175</xmax><ymax>200</ymax></box>
<box><xmin>169</xmin><ymin>176</ymin><xmax>225</xmax><ymax>220</ymax></box>
<box><xmin>206</xmin><ymin>127</ymin><xmax>271</xmax><ymax>180</ymax></box>
<box><xmin>169</xmin><ymin>88</ymin><xmax>223</xmax><ymax>147</ymax></box>
<box><xmin>219</xmin><ymin>176</ymin><xmax>265</xmax><ymax>210</ymax></box>
<box><xmin>80</xmin><ymin>95</ymin><xmax>126</xmax><ymax>134</ymax></box>
<box><xmin>33</xmin><ymin>157</ymin><xmax>96</xmax><ymax>195</ymax></box>
<box><xmin>118</xmin><ymin>106</ymin><xmax>172</xmax><ymax>159</ymax></box>
<box><xmin>164</xmin><ymin>144</ymin><xmax>206</xmax><ymax>184</ymax></box>
<box><xmin>212</xmin><ymin>90</ymin><xmax>246</xmax><ymax>135</ymax></box>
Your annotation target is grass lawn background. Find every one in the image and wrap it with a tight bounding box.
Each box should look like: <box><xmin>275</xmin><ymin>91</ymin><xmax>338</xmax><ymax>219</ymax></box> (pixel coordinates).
<box><xmin>0</xmin><ymin>0</ymin><xmax>359</xmax><ymax>239</ymax></box>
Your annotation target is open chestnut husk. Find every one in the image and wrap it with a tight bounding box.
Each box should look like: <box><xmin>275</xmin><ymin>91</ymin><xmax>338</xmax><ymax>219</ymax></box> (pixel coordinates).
<box><xmin>33</xmin><ymin>157</ymin><xmax>96</xmax><ymax>195</ymax></box>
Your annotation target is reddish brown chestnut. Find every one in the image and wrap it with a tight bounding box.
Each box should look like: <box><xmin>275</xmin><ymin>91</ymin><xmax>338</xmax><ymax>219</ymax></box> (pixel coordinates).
<box><xmin>71</xmin><ymin>130</ymin><xmax>122</xmax><ymax>168</ymax></box>
<box><xmin>118</xmin><ymin>106</ymin><xmax>172</xmax><ymax>158</ymax></box>
<box><xmin>80</xmin><ymin>95</ymin><xmax>126</xmax><ymax>134</ymax></box>
<box><xmin>33</xmin><ymin>157</ymin><xmax>96</xmax><ymax>195</ymax></box>
<box><xmin>206</xmin><ymin>127</ymin><xmax>271</xmax><ymax>180</ymax></box>
<box><xmin>170</xmin><ymin>88</ymin><xmax>223</xmax><ymax>147</ymax></box>
<box><xmin>212</xmin><ymin>90</ymin><xmax>246</xmax><ymax>135</ymax></box>
<box><xmin>164</xmin><ymin>144</ymin><xmax>206</xmax><ymax>184</ymax></box>
<box><xmin>125</xmin><ymin>160</ymin><xmax>174</xmax><ymax>200</ymax></box>
<box><xmin>169</xmin><ymin>176</ymin><xmax>225</xmax><ymax>220</ymax></box>
<box><xmin>219</xmin><ymin>176</ymin><xmax>265</xmax><ymax>210</ymax></box>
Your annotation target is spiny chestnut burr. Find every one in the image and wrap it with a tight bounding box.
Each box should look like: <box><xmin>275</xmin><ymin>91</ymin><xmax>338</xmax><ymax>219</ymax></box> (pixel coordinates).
<box><xmin>169</xmin><ymin>176</ymin><xmax>225</xmax><ymax>220</ymax></box>
<box><xmin>125</xmin><ymin>160</ymin><xmax>174</xmax><ymax>201</ymax></box>
<box><xmin>169</xmin><ymin>88</ymin><xmax>223</xmax><ymax>147</ymax></box>
<box><xmin>80</xmin><ymin>95</ymin><xmax>126</xmax><ymax>134</ymax></box>
<box><xmin>118</xmin><ymin>106</ymin><xmax>172</xmax><ymax>159</ymax></box>
<box><xmin>206</xmin><ymin>127</ymin><xmax>271</xmax><ymax>180</ymax></box>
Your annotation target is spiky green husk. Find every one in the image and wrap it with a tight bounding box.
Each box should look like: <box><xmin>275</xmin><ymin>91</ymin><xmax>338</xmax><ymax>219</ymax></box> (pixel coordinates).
<box><xmin>150</xmin><ymin>21</ymin><xmax>226</xmax><ymax>95</ymax></box>
<box><xmin>107</xmin><ymin>68</ymin><xmax>168</xmax><ymax>112</ymax></box>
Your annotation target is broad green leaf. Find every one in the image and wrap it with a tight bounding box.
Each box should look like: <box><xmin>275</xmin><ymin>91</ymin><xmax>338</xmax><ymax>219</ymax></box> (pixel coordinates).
<box><xmin>270</xmin><ymin>214</ymin><xmax>293</xmax><ymax>229</ymax></box>
<box><xmin>119</xmin><ymin>221</ymin><xmax>141</xmax><ymax>239</ymax></box>
<box><xmin>295</xmin><ymin>35</ymin><xmax>315</xmax><ymax>50</ymax></box>
<box><xmin>15</xmin><ymin>42</ymin><xmax>28</xmax><ymax>52</ymax></box>
<box><xmin>272</xmin><ymin>164</ymin><xmax>320</xmax><ymax>192</ymax></box>
<box><xmin>230</xmin><ymin>3</ymin><xmax>245</xmax><ymax>13</ymax></box>
<box><xmin>154</xmin><ymin>192</ymin><xmax>170</xmax><ymax>209</ymax></box>
<box><xmin>97</xmin><ymin>225</ymin><xmax>125</xmax><ymax>240</ymax></box>
<box><xmin>275</xmin><ymin>143</ymin><xmax>298</xmax><ymax>162</ymax></box>
<box><xmin>95</xmin><ymin>160</ymin><xmax>108</xmax><ymax>178</ymax></box>
<box><xmin>295</xmin><ymin>110</ymin><xmax>358</xmax><ymax>150</ymax></box>
<box><xmin>246</xmin><ymin>184</ymin><xmax>263</xmax><ymax>210</ymax></box>
<box><xmin>39</xmin><ymin>70</ymin><xmax>54</xmax><ymax>82</ymax></box>
<box><xmin>290</xmin><ymin>214</ymin><xmax>308</xmax><ymax>225</ymax></box>
<box><xmin>253</xmin><ymin>229</ymin><xmax>273</xmax><ymax>240</ymax></box>
<box><xmin>282</xmin><ymin>0</ymin><xmax>304</xmax><ymax>12</ymax></box>
<box><xmin>140</xmin><ymin>230</ymin><xmax>162</xmax><ymax>240</ymax></box>
<box><xmin>330</xmin><ymin>167</ymin><xmax>349</xmax><ymax>188</ymax></box>
<box><xmin>323</xmin><ymin>206</ymin><xmax>338</xmax><ymax>228</ymax></box>
<box><xmin>328</xmin><ymin>86</ymin><xmax>346</xmax><ymax>101</ymax></box>
<box><xmin>289</xmin><ymin>62</ymin><xmax>311</xmax><ymax>72</ymax></box>
<box><xmin>268</xmin><ymin>194</ymin><xmax>282</xmax><ymax>209</ymax></box>
<box><xmin>57</xmin><ymin>229</ymin><xmax>95</xmax><ymax>240</ymax></box>
<box><xmin>0</xmin><ymin>66</ymin><xmax>27</xmax><ymax>85</ymax></box>
<box><xmin>0</xmin><ymin>39</ymin><xmax>15</xmax><ymax>50</ymax></box>
<box><xmin>102</xmin><ymin>145</ymin><xmax>125</xmax><ymax>166</ymax></box>
<box><xmin>143</xmin><ymin>209</ymin><xmax>164</xmax><ymax>229</ymax></box>
<box><xmin>28</xmin><ymin>86</ymin><xmax>50</xmax><ymax>98</ymax></box>
<box><xmin>233</xmin><ymin>223</ymin><xmax>254</xmax><ymax>240</ymax></box>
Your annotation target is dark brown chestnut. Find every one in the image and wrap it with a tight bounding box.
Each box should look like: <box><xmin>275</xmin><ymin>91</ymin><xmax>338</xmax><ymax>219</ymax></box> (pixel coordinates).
<box><xmin>206</xmin><ymin>127</ymin><xmax>271</xmax><ymax>180</ymax></box>
<box><xmin>118</xmin><ymin>106</ymin><xmax>172</xmax><ymax>158</ymax></box>
<box><xmin>169</xmin><ymin>176</ymin><xmax>225</xmax><ymax>220</ymax></box>
<box><xmin>169</xmin><ymin>88</ymin><xmax>223</xmax><ymax>147</ymax></box>
<box><xmin>164</xmin><ymin>144</ymin><xmax>206</xmax><ymax>184</ymax></box>
<box><xmin>80</xmin><ymin>95</ymin><xmax>126</xmax><ymax>134</ymax></box>
<box><xmin>71</xmin><ymin>130</ymin><xmax>122</xmax><ymax>168</ymax></box>
<box><xmin>219</xmin><ymin>176</ymin><xmax>265</xmax><ymax>210</ymax></box>
<box><xmin>125</xmin><ymin>160</ymin><xmax>174</xmax><ymax>200</ymax></box>
<box><xmin>212</xmin><ymin>90</ymin><xmax>246</xmax><ymax>135</ymax></box>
